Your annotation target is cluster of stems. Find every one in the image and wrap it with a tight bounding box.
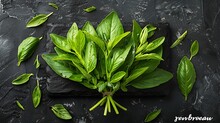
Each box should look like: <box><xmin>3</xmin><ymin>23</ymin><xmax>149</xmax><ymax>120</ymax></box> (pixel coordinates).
<box><xmin>89</xmin><ymin>94</ymin><xmax>127</xmax><ymax>116</ymax></box>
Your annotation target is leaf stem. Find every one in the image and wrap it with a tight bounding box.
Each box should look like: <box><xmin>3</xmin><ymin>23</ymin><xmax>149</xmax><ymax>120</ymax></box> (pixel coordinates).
<box><xmin>109</xmin><ymin>96</ymin><xmax>119</xmax><ymax>114</ymax></box>
<box><xmin>104</xmin><ymin>99</ymin><xmax>108</xmax><ymax>116</ymax></box>
<box><xmin>46</xmin><ymin>12</ymin><xmax>54</xmax><ymax>17</ymax></box>
<box><xmin>107</xmin><ymin>96</ymin><xmax>111</xmax><ymax>112</ymax></box>
<box><xmin>89</xmin><ymin>96</ymin><xmax>107</xmax><ymax>111</ymax></box>
<box><xmin>114</xmin><ymin>99</ymin><xmax>127</xmax><ymax>111</ymax></box>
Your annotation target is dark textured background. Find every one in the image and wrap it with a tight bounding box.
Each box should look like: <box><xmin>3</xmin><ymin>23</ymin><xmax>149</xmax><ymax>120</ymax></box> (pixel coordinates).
<box><xmin>0</xmin><ymin>0</ymin><xmax>220</xmax><ymax>123</ymax></box>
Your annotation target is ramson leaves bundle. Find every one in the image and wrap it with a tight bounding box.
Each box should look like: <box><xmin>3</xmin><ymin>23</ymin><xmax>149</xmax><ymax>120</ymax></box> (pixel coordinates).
<box><xmin>42</xmin><ymin>11</ymin><xmax>173</xmax><ymax>115</ymax></box>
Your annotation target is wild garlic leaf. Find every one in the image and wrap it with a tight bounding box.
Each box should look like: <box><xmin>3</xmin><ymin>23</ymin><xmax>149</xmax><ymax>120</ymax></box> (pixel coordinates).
<box><xmin>139</xmin><ymin>26</ymin><xmax>148</xmax><ymax>45</ymax></box>
<box><xmin>144</xmin><ymin>109</ymin><xmax>161</xmax><ymax>122</ymax></box>
<box><xmin>190</xmin><ymin>40</ymin><xmax>199</xmax><ymax>60</ymax></box>
<box><xmin>84</xmin><ymin>6</ymin><xmax>96</xmax><ymax>13</ymax></box>
<box><xmin>16</xmin><ymin>101</ymin><xmax>25</xmax><ymax>110</ymax></box>
<box><xmin>131</xmin><ymin>68</ymin><xmax>173</xmax><ymax>89</ymax></box>
<box><xmin>12</xmin><ymin>73</ymin><xmax>33</xmax><ymax>85</ymax></box>
<box><xmin>131</xmin><ymin>20</ymin><xmax>142</xmax><ymax>46</ymax></box>
<box><xmin>170</xmin><ymin>30</ymin><xmax>188</xmax><ymax>48</ymax></box>
<box><xmin>177</xmin><ymin>56</ymin><xmax>196</xmax><ymax>101</ymax></box>
<box><xmin>26</xmin><ymin>12</ymin><xmax>53</xmax><ymax>27</ymax></box>
<box><xmin>110</xmin><ymin>71</ymin><xmax>126</xmax><ymax>83</ymax></box>
<box><xmin>42</xmin><ymin>54</ymin><xmax>84</xmax><ymax>82</ymax></box>
<box><xmin>51</xmin><ymin>104</ymin><xmax>72</xmax><ymax>120</ymax></box>
<box><xmin>32</xmin><ymin>80</ymin><xmax>41</xmax><ymax>108</ymax></box>
<box><xmin>96</xmin><ymin>11</ymin><xmax>124</xmax><ymax>41</ymax></box>
<box><xmin>107</xmin><ymin>31</ymin><xmax>130</xmax><ymax>51</ymax></box>
<box><xmin>84</xmin><ymin>41</ymin><xmax>97</xmax><ymax>73</ymax></box>
<box><xmin>49</xmin><ymin>2</ymin><xmax>59</xmax><ymax>10</ymax></box>
<box><xmin>50</xmin><ymin>33</ymin><xmax>71</xmax><ymax>53</ymax></box>
<box><xmin>82</xmin><ymin>21</ymin><xmax>98</xmax><ymax>37</ymax></box>
<box><xmin>135</xmin><ymin>53</ymin><xmax>164</xmax><ymax>61</ymax></box>
<box><xmin>34</xmin><ymin>55</ymin><xmax>40</xmax><ymax>68</ymax></box>
<box><xmin>144</xmin><ymin>37</ymin><xmax>165</xmax><ymax>52</ymax></box>
<box><xmin>18</xmin><ymin>37</ymin><xmax>42</xmax><ymax>66</ymax></box>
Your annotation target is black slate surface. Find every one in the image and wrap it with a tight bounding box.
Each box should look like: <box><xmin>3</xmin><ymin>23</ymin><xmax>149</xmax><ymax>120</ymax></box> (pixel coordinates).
<box><xmin>0</xmin><ymin>0</ymin><xmax>220</xmax><ymax>123</ymax></box>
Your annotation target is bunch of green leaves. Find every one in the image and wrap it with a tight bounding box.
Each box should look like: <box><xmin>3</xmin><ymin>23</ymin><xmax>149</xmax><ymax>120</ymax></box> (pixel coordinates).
<box><xmin>42</xmin><ymin>11</ymin><xmax>173</xmax><ymax>115</ymax></box>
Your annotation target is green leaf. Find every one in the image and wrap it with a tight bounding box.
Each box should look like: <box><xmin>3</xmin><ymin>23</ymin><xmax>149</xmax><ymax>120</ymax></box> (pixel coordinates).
<box><xmin>16</xmin><ymin>101</ymin><xmax>25</xmax><ymax>110</ymax></box>
<box><xmin>146</xmin><ymin>24</ymin><xmax>157</xmax><ymax>38</ymax></box>
<box><xmin>12</xmin><ymin>73</ymin><xmax>33</xmax><ymax>85</ymax></box>
<box><xmin>32</xmin><ymin>80</ymin><xmax>41</xmax><ymax>108</ymax></box>
<box><xmin>84</xmin><ymin>6</ymin><xmax>96</xmax><ymax>13</ymax></box>
<box><xmin>96</xmin><ymin>11</ymin><xmax>124</xmax><ymax>41</ymax></box>
<box><xmin>135</xmin><ymin>53</ymin><xmax>163</xmax><ymax>61</ymax></box>
<box><xmin>34</xmin><ymin>55</ymin><xmax>40</xmax><ymax>68</ymax></box>
<box><xmin>107</xmin><ymin>31</ymin><xmax>130</xmax><ymax>51</ymax></box>
<box><xmin>139</xmin><ymin>26</ymin><xmax>148</xmax><ymax>45</ymax></box>
<box><xmin>144</xmin><ymin>37</ymin><xmax>165</xmax><ymax>52</ymax></box>
<box><xmin>108</xmin><ymin>44</ymin><xmax>131</xmax><ymax>73</ymax></box>
<box><xmin>110</xmin><ymin>71</ymin><xmax>126</xmax><ymax>83</ymax></box>
<box><xmin>84</xmin><ymin>41</ymin><xmax>97</xmax><ymax>73</ymax></box>
<box><xmin>50</xmin><ymin>33</ymin><xmax>71</xmax><ymax>53</ymax></box>
<box><xmin>51</xmin><ymin>104</ymin><xmax>72</xmax><ymax>120</ymax></box>
<box><xmin>82</xmin><ymin>21</ymin><xmax>98</xmax><ymax>37</ymax></box>
<box><xmin>131</xmin><ymin>20</ymin><xmax>142</xmax><ymax>46</ymax></box>
<box><xmin>26</xmin><ymin>12</ymin><xmax>53</xmax><ymax>27</ymax></box>
<box><xmin>97</xmin><ymin>81</ymin><xmax>107</xmax><ymax>92</ymax></box>
<box><xmin>177</xmin><ymin>56</ymin><xmax>196</xmax><ymax>101</ymax></box>
<box><xmin>131</xmin><ymin>69</ymin><xmax>173</xmax><ymax>89</ymax></box>
<box><xmin>144</xmin><ymin>109</ymin><xmax>161</xmax><ymax>122</ymax></box>
<box><xmin>84</xmin><ymin>31</ymin><xmax>106</xmax><ymax>53</ymax></box>
<box><xmin>170</xmin><ymin>30</ymin><xmax>188</xmax><ymax>48</ymax></box>
<box><xmin>190</xmin><ymin>40</ymin><xmax>199</xmax><ymax>60</ymax></box>
<box><xmin>42</xmin><ymin>54</ymin><xmax>84</xmax><ymax>82</ymax></box>
<box><xmin>17</xmin><ymin>36</ymin><xmax>42</xmax><ymax>66</ymax></box>
<box><xmin>49</xmin><ymin>2</ymin><xmax>59</xmax><ymax>10</ymax></box>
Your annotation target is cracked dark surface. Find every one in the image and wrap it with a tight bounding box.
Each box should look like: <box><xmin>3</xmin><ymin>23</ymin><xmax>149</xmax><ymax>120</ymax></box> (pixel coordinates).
<box><xmin>0</xmin><ymin>0</ymin><xmax>220</xmax><ymax>123</ymax></box>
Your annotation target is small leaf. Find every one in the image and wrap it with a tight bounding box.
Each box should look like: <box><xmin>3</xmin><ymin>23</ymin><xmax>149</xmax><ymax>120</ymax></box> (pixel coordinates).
<box><xmin>34</xmin><ymin>55</ymin><xmax>40</xmax><ymax>68</ymax></box>
<box><xmin>170</xmin><ymin>30</ymin><xmax>188</xmax><ymax>48</ymax></box>
<box><xmin>177</xmin><ymin>56</ymin><xmax>196</xmax><ymax>101</ymax></box>
<box><xmin>146</xmin><ymin>24</ymin><xmax>157</xmax><ymax>38</ymax></box>
<box><xmin>144</xmin><ymin>109</ymin><xmax>161</xmax><ymax>122</ymax></box>
<box><xmin>144</xmin><ymin>37</ymin><xmax>165</xmax><ymax>52</ymax></box>
<box><xmin>131</xmin><ymin>20</ymin><xmax>142</xmax><ymax>46</ymax></box>
<box><xmin>97</xmin><ymin>81</ymin><xmax>107</xmax><ymax>92</ymax></box>
<box><xmin>49</xmin><ymin>2</ymin><xmax>59</xmax><ymax>10</ymax></box>
<box><xmin>26</xmin><ymin>12</ymin><xmax>53</xmax><ymax>28</ymax></box>
<box><xmin>190</xmin><ymin>40</ymin><xmax>199</xmax><ymax>60</ymax></box>
<box><xmin>110</xmin><ymin>71</ymin><xmax>126</xmax><ymax>83</ymax></box>
<box><xmin>135</xmin><ymin>53</ymin><xmax>163</xmax><ymax>61</ymax></box>
<box><xmin>82</xmin><ymin>21</ymin><xmax>98</xmax><ymax>37</ymax></box>
<box><xmin>16</xmin><ymin>101</ymin><xmax>25</xmax><ymax>110</ymax></box>
<box><xmin>12</xmin><ymin>73</ymin><xmax>33</xmax><ymax>85</ymax></box>
<box><xmin>139</xmin><ymin>26</ymin><xmax>148</xmax><ymax>45</ymax></box>
<box><xmin>51</xmin><ymin>104</ymin><xmax>72</xmax><ymax>120</ymax></box>
<box><xmin>18</xmin><ymin>37</ymin><xmax>42</xmax><ymax>66</ymax></box>
<box><xmin>84</xmin><ymin>41</ymin><xmax>97</xmax><ymax>73</ymax></box>
<box><xmin>84</xmin><ymin>6</ymin><xmax>96</xmax><ymax>13</ymax></box>
<box><xmin>32</xmin><ymin>80</ymin><xmax>41</xmax><ymax>108</ymax></box>
<box><xmin>131</xmin><ymin>69</ymin><xmax>173</xmax><ymax>89</ymax></box>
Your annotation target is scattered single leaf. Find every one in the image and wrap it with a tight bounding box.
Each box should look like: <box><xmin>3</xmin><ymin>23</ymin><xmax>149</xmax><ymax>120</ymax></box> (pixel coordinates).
<box><xmin>17</xmin><ymin>36</ymin><xmax>42</xmax><ymax>66</ymax></box>
<box><xmin>170</xmin><ymin>30</ymin><xmax>188</xmax><ymax>48</ymax></box>
<box><xmin>177</xmin><ymin>56</ymin><xmax>196</xmax><ymax>101</ymax></box>
<box><xmin>12</xmin><ymin>73</ymin><xmax>33</xmax><ymax>85</ymax></box>
<box><xmin>84</xmin><ymin>6</ymin><xmax>96</xmax><ymax>13</ymax></box>
<box><xmin>16</xmin><ymin>101</ymin><xmax>25</xmax><ymax>110</ymax></box>
<box><xmin>32</xmin><ymin>80</ymin><xmax>41</xmax><ymax>108</ymax></box>
<box><xmin>144</xmin><ymin>109</ymin><xmax>161</xmax><ymax>122</ymax></box>
<box><xmin>51</xmin><ymin>104</ymin><xmax>72</xmax><ymax>120</ymax></box>
<box><xmin>34</xmin><ymin>55</ymin><xmax>40</xmax><ymax>68</ymax></box>
<box><xmin>190</xmin><ymin>40</ymin><xmax>199</xmax><ymax>60</ymax></box>
<box><xmin>26</xmin><ymin>12</ymin><xmax>53</xmax><ymax>28</ymax></box>
<box><xmin>49</xmin><ymin>2</ymin><xmax>59</xmax><ymax>10</ymax></box>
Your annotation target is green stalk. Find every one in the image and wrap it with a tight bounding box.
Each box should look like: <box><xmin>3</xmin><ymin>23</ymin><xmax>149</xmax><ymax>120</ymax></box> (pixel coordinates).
<box><xmin>114</xmin><ymin>100</ymin><xmax>127</xmax><ymax>111</ymax></box>
<box><xmin>89</xmin><ymin>96</ymin><xmax>107</xmax><ymax>111</ymax></box>
<box><xmin>100</xmin><ymin>98</ymin><xmax>106</xmax><ymax>106</ymax></box>
<box><xmin>104</xmin><ymin>99</ymin><xmax>108</xmax><ymax>116</ymax></box>
<box><xmin>109</xmin><ymin>96</ymin><xmax>119</xmax><ymax>114</ymax></box>
<box><xmin>107</xmin><ymin>96</ymin><xmax>111</xmax><ymax>112</ymax></box>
